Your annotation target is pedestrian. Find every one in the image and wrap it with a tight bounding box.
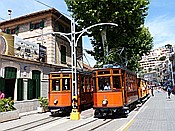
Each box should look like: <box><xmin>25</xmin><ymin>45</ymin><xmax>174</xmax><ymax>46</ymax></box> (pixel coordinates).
<box><xmin>104</xmin><ymin>82</ymin><xmax>110</xmax><ymax>90</ymax></box>
<box><xmin>167</xmin><ymin>86</ymin><xmax>172</xmax><ymax>99</ymax></box>
<box><xmin>0</xmin><ymin>90</ymin><xmax>5</xmax><ymax>99</ymax></box>
<box><xmin>151</xmin><ymin>87</ymin><xmax>154</xmax><ymax>96</ymax></box>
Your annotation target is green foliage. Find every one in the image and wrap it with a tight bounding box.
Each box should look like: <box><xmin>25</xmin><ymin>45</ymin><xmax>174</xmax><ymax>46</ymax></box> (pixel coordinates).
<box><xmin>0</xmin><ymin>97</ymin><xmax>16</xmax><ymax>112</ymax></box>
<box><xmin>159</xmin><ymin>56</ymin><xmax>166</xmax><ymax>61</ymax></box>
<box><xmin>65</xmin><ymin>0</ymin><xmax>153</xmax><ymax>71</ymax></box>
<box><xmin>38</xmin><ymin>97</ymin><xmax>48</xmax><ymax>111</ymax></box>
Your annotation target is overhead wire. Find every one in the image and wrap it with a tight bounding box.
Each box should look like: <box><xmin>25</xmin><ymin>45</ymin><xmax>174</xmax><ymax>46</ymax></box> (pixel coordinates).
<box><xmin>34</xmin><ymin>0</ymin><xmax>71</xmax><ymax>18</ymax></box>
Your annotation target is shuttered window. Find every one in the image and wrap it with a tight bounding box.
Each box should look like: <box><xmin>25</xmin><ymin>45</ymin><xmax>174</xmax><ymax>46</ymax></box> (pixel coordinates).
<box><xmin>17</xmin><ymin>78</ymin><xmax>23</xmax><ymax>101</ymax></box>
<box><xmin>32</xmin><ymin>70</ymin><xmax>41</xmax><ymax>98</ymax></box>
<box><xmin>27</xmin><ymin>79</ymin><xmax>34</xmax><ymax>100</ymax></box>
<box><xmin>5</xmin><ymin>67</ymin><xmax>17</xmax><ymax>79</ymax></box>
<box><xmin>61</xmin><ymin>45</ymin><xmax>66</xmax><ymax>64</ymax></box>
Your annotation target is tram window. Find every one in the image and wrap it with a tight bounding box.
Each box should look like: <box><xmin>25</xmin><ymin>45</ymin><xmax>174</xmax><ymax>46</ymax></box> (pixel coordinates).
<box><xmin>113</xmin><ymin>76</ymin><xmax>121</xmax><ymax>88</ymax></box>
<box><xmin>80</xmin><ymin>76</ymin><xmax>84</xmax><ymax>92</ymax></box>
<box><xmin>52</xmin><ymin>74</ymin><xmax>60</xmax><ymax>77</ymax></box>
<box><xmin>62</xmin><ymin>78</ymin><xmax>70</xmax><ymax>90</ymax></box>
<box><xmin>98</xmin><ymin>77</ymin><xmax>110</xmax><ymax>90</ymax></box>
<box><xmin>113</xmin><ymin>70</ymin><xmax>119</xmax><ymax>74</ymax></box>
<box><xmin>52</xmin><ymin>80</ymin><xmax>60</xmax><ymax>91</ymax></box>
<box><xmin>98</xmin><ymin>71</ymin><xmax>110</xmax><ymax>75</ymax></box>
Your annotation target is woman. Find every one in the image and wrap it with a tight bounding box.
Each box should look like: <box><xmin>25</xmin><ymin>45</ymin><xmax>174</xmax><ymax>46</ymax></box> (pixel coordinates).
<box><xmin>0</xmin><ymin>90</ymin><xmax>5</xmax><ymax>99</ymax></box>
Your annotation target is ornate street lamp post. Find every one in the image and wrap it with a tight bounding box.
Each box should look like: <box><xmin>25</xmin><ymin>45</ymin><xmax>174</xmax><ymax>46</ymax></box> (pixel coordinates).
<box><xmin>43</xmin><ymin>21</ymin><xmax>118</xmax><ymax>120</ymax></box>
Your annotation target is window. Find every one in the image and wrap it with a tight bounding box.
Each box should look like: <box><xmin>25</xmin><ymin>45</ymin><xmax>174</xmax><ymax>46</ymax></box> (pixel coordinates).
<box><xmin>33</xmin><ymin>23</ymin><xmax>40</xmax><ymax>29</ymax></box>
<box><xmin>113</xmin><ymin>76</ymin><xmax>121</xmax><ymax>88</ymax></box>
<box><xmin>61</xmin><ymin>45</ymin><xmax>66</xmax><ymax>64</ymax></box>
<box><xmin>98</xmin><ymin>71</ymin><xmax>110</xmax><ymax>75</ymax></box>
<box><xmin>98</xmin><ymin>77</ymin><xmax>110</xmax><ymax>90</ymax></box>
<box><xmin>80</xmin><ymin>76</ymin><xmax>85</xmax><ymax>92</ymax></box>
<box><xmin>30</xmin><ymin>20</ymin><xmax>44</xmax><ymax>31</ymax></box>
<box><xmin>52</xmin><ymin>79</ymin><xmax>60</xmax><ymax>91</ymax></box>
<box><xmin>62</xmin><ymin>78</ymin><xmax>70</xmax><ymax>90</ymax></box>
<box><xmin>10</xmin><ymin>26</ymin><xmax>19</xmax><ymax>34</ymax></box>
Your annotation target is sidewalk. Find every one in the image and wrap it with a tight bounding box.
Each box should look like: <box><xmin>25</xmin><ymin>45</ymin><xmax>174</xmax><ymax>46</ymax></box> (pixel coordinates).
<box><xmin>125</xmin><ymin>90</ymin><xmax>175</xmax><ymax>131</ymax></box>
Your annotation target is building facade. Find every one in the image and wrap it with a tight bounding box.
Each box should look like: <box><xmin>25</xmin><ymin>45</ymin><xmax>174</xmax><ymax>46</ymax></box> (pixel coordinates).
<box><xmin>139</xmin><ymin>45</ymin><xmax>175</xmax><ymax>86</ymax></box>
<box><xmin>0</xmin><ymin>8</ymin><xmax>83</xmax><ymax>113</ymax></box>
<box><xmin>0</xmin><ymin>8</ymin><xmax>83</xmax><ymax>66</ymax></box>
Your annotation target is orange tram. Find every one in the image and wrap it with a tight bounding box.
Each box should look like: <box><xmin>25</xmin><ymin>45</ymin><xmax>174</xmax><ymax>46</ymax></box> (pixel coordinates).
<box><xmin>93</xmin><ymin>65</ymin><xmax>150</xmax><ymax>117</ymax></box>
<box><xmin>48</xmin><ymin>69</ymin><xmax>93</xmax><ymax>115</ymax></box>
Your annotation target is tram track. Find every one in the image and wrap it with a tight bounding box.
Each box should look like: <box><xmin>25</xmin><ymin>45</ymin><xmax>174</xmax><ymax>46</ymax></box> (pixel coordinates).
<box><xmin>67</xmin><ymin>118</ymin><xmax>99</xmax><ymax>131</ymax></box>
<box><xmin>67</xmin><ymin>118</ymin><xmax>114</xmax><ymax>131</ymax></box>
<box><xmin>2</xmin><ymin>116</ymin><xmax>62</xmax><ymax>131</ymax></box>
<box><xmin>88</xmin><ymin>119</ymin><xmax>114</xmax><ymax>131</ymax></box>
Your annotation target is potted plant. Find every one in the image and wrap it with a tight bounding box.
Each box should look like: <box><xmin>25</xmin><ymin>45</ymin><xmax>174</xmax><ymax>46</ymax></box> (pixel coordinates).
<box><xmin>0</xmin><ymin>97</ymin><xmax>19</xmax><ymax>122</ymax></box>
<box><xmin>37</xmin><ymin>97</ymin><xmax>48</xmax><ymax>113</ymax></box>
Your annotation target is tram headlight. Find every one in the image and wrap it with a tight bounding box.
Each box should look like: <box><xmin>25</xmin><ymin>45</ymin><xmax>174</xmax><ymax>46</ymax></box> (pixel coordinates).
<box><xmin>54</xmin><ymin>99</ymin><xmax>58</xmax><ymax>105</ymax></box>
<box><xmin>102</xmin><ymin>99</ymin><xmax>108</xmax><ymax>106</ymax></box>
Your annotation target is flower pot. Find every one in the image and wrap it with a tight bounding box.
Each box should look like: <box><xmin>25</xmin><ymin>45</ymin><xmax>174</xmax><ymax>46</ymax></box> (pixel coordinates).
<box><xmin>0</xmin><ymin>110</ymin><xmax>19</xmax><ymax>123</ymax></box>
<box><xmin>37</xmin><ymin>107</ymin><xmax>44</xmax><ymax>113</ymax></box>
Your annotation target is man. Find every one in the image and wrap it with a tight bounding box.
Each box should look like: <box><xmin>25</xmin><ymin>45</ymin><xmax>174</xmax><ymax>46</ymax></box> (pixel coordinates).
<box><xmin>0</xmin><ymin>90</ymin><xmax>5</xmax><ymax>99</ymax></box>
<box><xmin>167</xmin><ymin>85</ymin><xmax>172</xmax><ymax>99</ymax></box>
<box><xmin>104</xmin><ymin>82</ymin><xmax>110</xmax><ymax>90</ymax></box>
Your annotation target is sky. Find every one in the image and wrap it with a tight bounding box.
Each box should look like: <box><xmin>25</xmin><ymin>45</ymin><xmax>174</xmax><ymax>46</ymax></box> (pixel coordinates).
<box><xmin>0</xmin><ymin>0</ymin><xmax>175</xmax><ymax>66</ymax></box>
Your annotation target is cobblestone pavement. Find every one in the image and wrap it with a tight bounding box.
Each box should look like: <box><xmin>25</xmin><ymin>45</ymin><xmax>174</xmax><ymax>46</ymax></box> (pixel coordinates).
<box><xmin>125</xmin><ymin>90</ymin><xmax>175</xmax><ymax>131</ymax></box>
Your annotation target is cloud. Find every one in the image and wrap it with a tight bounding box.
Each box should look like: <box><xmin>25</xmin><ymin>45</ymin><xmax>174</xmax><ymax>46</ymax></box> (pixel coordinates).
<box><xmin>145</xmin><ymin>15</ymin><xmax>175</xmax><ymax>49</ymax></box>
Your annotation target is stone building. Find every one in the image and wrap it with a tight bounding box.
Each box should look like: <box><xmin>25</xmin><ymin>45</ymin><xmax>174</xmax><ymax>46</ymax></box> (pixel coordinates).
<box><xmin>0</xmin><ymin>8</ymin><xmax>83</xmax><ymax>113</ymax></box>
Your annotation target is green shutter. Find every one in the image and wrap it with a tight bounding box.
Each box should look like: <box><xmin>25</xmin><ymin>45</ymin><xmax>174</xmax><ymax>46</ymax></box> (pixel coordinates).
<box><xmin>40</xmin><ymin>20</ymin><xmax>44</xmax><ymax>29</ymax></box>
<box><xmin>36</xmin><ymin>79</ymin><xmax>40</xmax><ymax>98</ymax></box>
<box><xmin>15</xmin><ymin>26</ymin><xmax>19</xmax><ymax>34</ymax></box>
<box><xmin>30</xmin><ymin>22</ymin><xmax>33</xmax><ymax>31</ymax></box>
<box><xmin>5</xmin><ymin>67</ymin><xmax>17</xmax><ymax>79</ymax></box>
<box><xmin>17</xmin><ymin>78</ymin><xmax>23</xmax><ymax>101</ymax></box>
<box><xmin>0</xmin><ymin>77</ymin><xmax>5</xmax><ymax>92</ymax></box>
<box><xmin>6</xmin><ymin>28</ymin><xmax>10</xmax><ymax>34</ymax></box>
<box><xmin>27</xmin><ymin>79</ymin><xmax>33</xmax><ymax>100</ymax></box>
<box><xmin>32</xmin><ymin>70</ymin><xmax>41</xmax><ymax>98</ymax></box>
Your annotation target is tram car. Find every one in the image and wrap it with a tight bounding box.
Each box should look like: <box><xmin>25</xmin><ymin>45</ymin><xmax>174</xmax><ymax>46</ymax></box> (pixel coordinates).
<box><xmin>93</xmin><ymin>65</ymin><xmax>139</xmax><ymax>117</ymax></box>
<box><xmin>48</xmin><ymin>69</ymin><xmax>93</xmax><ymax>115</ymax></box>
<box><xmin>138</xmin><ymin>78</ymin><xmax>149</xmax><ymax>102</ymax></box>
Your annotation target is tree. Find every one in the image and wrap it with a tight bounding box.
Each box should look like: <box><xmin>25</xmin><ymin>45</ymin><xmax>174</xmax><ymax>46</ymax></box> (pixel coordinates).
<box><xmin>65</xmin><ymin>0</ymin><xmax>153</xmax><ymax>71</ymax></box>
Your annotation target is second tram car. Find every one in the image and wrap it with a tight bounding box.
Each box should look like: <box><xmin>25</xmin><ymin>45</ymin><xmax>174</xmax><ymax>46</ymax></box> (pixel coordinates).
<box><xmin>48</xmin><ymin>69</ymin><xmax>93</xmax><ymax>115</ymax></box>
<box><xmin>138</xmin><ymin>78</ymin><xmax>149</xmax><ymax>102</ymax></box>
<box><xmin>93</xmin><ymin>65</ymin><xmax>139</xmax><ymax>117</ymax></box>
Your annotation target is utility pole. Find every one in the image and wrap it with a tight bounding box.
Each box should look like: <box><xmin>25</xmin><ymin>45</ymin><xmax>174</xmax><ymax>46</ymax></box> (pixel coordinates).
<box><xmin>70</xmin><ymin>19</ymin><xmax>80</xmax><ymax>120</ymax></box>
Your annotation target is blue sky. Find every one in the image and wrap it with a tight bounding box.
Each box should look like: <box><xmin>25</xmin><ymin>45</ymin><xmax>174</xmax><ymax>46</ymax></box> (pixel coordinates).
<box><xmin>0</xmin><ymin>0</ymin><xmax>175</xmax><ymax>66</ymax></box>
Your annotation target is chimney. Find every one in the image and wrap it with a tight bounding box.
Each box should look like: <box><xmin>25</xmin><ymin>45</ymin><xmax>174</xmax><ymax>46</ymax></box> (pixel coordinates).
<box><xmin>8</xmin><ymin>9</ymin><xmax>12</xmax><ymax>20</ymax></box>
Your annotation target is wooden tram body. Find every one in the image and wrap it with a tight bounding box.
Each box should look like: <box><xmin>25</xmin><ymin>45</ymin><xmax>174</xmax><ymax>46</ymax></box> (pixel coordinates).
<box><xmin>93</xmin><ymin>66</ymin><xmax>139</xmax><ymax>117</ymax></box>
<box><xmin>138</xmin><ymin>78</ymin><xmax>149</xmax><ymax>102</ymax></box>
<box><xmin>48</xmin><ymin>69</ymin><xmax>93</xmax><ymax>115</ymax></box>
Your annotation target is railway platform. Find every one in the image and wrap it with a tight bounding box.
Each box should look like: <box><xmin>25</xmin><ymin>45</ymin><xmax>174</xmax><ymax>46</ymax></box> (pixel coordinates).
<box><xmin>122</xmin><ymin>90</ymin><xmax>175</xmax><ymax>131</ymax></box>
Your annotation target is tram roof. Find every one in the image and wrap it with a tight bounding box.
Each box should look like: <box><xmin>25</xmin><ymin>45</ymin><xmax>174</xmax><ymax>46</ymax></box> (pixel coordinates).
<box><xmin>93</xmin><ymin>64</ymin><xmax>137</xmax><ymax>75</ymax></box>
<box><xmin>49</xmin><ymin>68</ymin><xmax>92</xmax><ymax>75</ymax></box>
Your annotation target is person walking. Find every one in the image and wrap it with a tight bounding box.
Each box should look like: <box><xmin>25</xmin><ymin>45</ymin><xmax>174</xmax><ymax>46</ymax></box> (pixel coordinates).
<box><xmin>167</xmin><ymin>85</ymin><xmax>172</xmax><ymax>99</ymax></box>
<box><xmin>0</xmin><ymin>90</ymin><xmax>5</xmax><ymax>99</ymax></box>
<box><xmin>151</xmin><ymin>86</ymin><xmax>154</xmax><ymax>96</ymax></box>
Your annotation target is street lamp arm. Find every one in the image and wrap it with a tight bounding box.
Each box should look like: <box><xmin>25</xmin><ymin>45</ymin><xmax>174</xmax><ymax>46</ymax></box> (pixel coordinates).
<box><xmin>52</xmin><ymin>32</ymin><xmax>71</xmax><ymax>44</ymax></box>
<box><xmin>75</xmin><ymin>22</ymin><xmax>118</xmax><ymax>46</ymax></box>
